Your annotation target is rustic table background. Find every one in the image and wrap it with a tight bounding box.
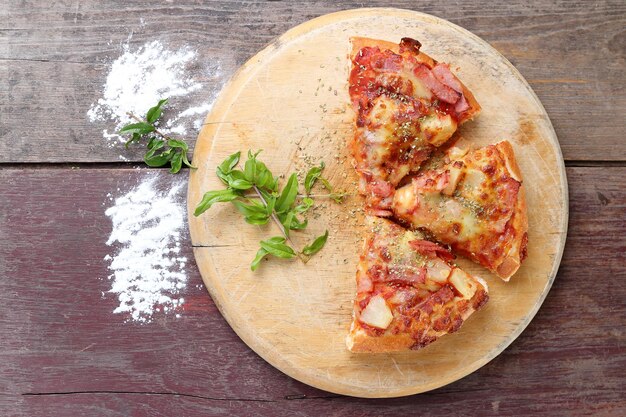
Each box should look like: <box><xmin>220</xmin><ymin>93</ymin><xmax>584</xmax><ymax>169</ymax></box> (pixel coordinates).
<box><xmin>1</xmin><ymin>1</ymin><xmax>625</xmax><ymax>416</ymax></box>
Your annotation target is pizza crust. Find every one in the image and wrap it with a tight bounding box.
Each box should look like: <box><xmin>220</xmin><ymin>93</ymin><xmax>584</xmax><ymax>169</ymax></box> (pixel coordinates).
<box><xmin>494</xmin><ymin>141</ymin><xmax>529</xmax><ymax>281</ymax></box>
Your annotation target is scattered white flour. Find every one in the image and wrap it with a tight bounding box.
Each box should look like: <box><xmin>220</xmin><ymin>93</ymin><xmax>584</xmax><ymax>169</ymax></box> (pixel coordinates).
<box><xmin>88</xmin><ymin>40</ymin><xmax>222</xmax><ymax>148</ymax></box>
<box><xmin>104</xmin><ymin>175</ymin><xmax>188</xmax><ymax>322</ymax></box>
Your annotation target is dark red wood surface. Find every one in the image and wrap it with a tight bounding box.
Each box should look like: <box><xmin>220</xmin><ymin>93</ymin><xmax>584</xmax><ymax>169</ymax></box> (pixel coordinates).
<box><xmin>2</xmin><ymin>1</ymin><xmax>626</xmax><ymax>415</ymax></box>
<box><xmin>0</xmin><ymin>168</ymin><xmax>624</xmax><ymax>416</ymax></box>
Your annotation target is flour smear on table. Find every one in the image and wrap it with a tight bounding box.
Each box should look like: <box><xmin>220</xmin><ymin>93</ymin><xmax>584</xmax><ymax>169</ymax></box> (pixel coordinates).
<box><xmin>87</xmin><ymin>39</ymin><xmax>222</xmax><ymax>155</ymax></box>
<box><xmin>104</xmin><ymin>175</ymin><xmax>188</xmax><ymax>322</ymax></box>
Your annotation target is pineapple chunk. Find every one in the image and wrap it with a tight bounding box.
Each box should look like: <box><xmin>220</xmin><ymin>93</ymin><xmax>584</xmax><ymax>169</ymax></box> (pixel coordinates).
<box><xmin>442</xmin><ymin>165</ymin><xmax>463</xmax><ymax>196</ymax></box>
<box><xmin>449</xmin><ymin>269</ymin><xmax>477</xmax><ymax>299</ymax></box>
<box><xmin>420</xmin><ymin>113</ymin><xmax>458</xmax><ymax>147</ymax></box>
<box><xmin>359</xmin><ymin>295</ymin><xmax>393</xmax><ymax>329</ymax></box>
<box><xmin>427</xmin><ymin>259</ymin><xmax>452</xmax><ymax>283</ymax></box>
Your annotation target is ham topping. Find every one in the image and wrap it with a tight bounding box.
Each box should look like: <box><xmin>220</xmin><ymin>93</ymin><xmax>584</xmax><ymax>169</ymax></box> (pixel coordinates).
<box><xmin>413</xmin><ymin>64</ymin><xmax>461</xmax><ymax>104</ymax></box>
<box><xmin>409</xmin><ymin>239</ymin><xmax>455</xmax><ymax>261</ymax></box>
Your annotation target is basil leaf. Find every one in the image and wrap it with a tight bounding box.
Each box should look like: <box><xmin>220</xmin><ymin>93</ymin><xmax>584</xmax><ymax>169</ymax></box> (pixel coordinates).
<box><xmin>146</xmin><ymin>98</ymin><xmax>168</xmax><ymax>123</ymax></box>
<box><xmin>169</xmin><ymin>151</ymin><xmax>183</xmax><ymax>174</ymax></box>
<box><xmin>243</xmin><ymin>214</ymin><xmax>270</xmax><ymax>225</ymax></box>
<box><xmin>251</xmin><ymin>247</ymin><xmax>269</xmax><ymax>271</ymax></box>
<box><xmin>319</xmin><ymin>177</ymin><xmax>333</xmax><ymax>192</ymax></box>
<box><xmin>294</xmin><ymin>197</ymin><xmax>314</xmax><ymax>213</ymax></box>
<box><xmin>279</xmin><ymin>211</ymin><xmax>294</xmax><ymax>235</ymax></box>
<box><xmin>275</xmin><ymin>173</ymin><xmax>299</xmax><ymax>213</ymax></box>
<box><xmin>244</xmin><ymin>157</ymin><xmax>258</xmax><ymax>183</ymax></box>
<box><xmin>167</xmin><ymin>138</ymin><xmax>188</xmax><ymax>151</ymax></box>
<box><xmin>118</xmin><ymin>122</ymin><xmax>155</xmax><ymax>135</ymax></box>
<box><xmin>302</xmin><ymin>230</ymin><xmax>329</xmax><ymax>256</ymax></box>
<box><xmin>304</xmin><ymin>162</ymin><xmax>325</xmax><ymax>194</ymax></box>
<box><xmin>147</xmin><ymin>137</ymin><xmax>165</xmax><ymax>151</ymax></box>
<box><xmin>259</xmin><ymin>237</ymin><xmax>296</xmax><ymax>259</ymax></box>
<box><xmin>218</xmin><ymin>151</ymin><xmax>241</xmax><ymax>175</ymax></box>
<box><xmin>231</xmin><ymin>200</ymin><xmax>267</xmax><ymax>217</ymax></box>
<box><xmin>194</xmin><ymin>189</ymin><xmax>238</xmax><ymax>216</ymax></box>
<box><xmin>229</xmin><ymin>179</ymin><xmax>254</xmax><ymax>190</ymax></box>
<box><xmin>289</xmin><ymin>215</ymin><xmax>308</xmax><ymax>230</ymax></box>
<box><xmin>144</xmin><ymin>151</ymin><xmax>171</xmax><ymax>167</ymax></box>
<box><xmin>182</xmin><ymin>152</ymin><xmax>196</xmax><ymax>169</ymax></box>
<box><xmin>125</xmin><ymin>132</ymin><xmax>141</xmax><ymax>149</ymax></box>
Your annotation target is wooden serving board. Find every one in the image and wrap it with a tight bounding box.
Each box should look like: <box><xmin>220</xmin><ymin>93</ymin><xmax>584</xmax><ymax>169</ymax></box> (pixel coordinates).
<box><xmin>188</xmin><ymin>8</ymin><xmax>568</xmax><ymax>398</ymax></box>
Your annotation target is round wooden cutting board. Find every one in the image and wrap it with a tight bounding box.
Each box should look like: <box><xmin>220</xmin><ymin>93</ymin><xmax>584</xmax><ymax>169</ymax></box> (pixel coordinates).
<box><xmin>188</xmin><ymin>8</ymin><xmax>568</xmax><ymax>398</ymax></box>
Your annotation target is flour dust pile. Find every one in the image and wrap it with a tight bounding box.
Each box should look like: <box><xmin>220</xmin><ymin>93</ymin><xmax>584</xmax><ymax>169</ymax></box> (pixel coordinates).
<box><xmin>88</xmin><ymin>40</ymin><xmax>222</xmax><ymax>149</ymax></box>
<box><xmin>104</xmin><ymin>175</ymin><xmax>188</xmax><ymax>322</ymax></box>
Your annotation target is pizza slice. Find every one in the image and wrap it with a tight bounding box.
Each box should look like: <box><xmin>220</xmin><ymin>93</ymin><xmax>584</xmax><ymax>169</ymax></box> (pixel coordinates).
<box><xmin>393</xmin><ymin>140</ymin><xmax>528</xmax><ymax>280</ymax></box>
<box><xmin>346</xmin><ymin>216</ymin><xmax>489</xmax><ymax>353</ymax></box>
<box><xmin>348</xmin><ymin>37</ymin><xmax>481</xmax><ymax>215</ymax></box>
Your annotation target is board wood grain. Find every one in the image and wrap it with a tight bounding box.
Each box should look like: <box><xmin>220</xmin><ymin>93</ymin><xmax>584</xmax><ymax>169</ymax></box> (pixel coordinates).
<box><xmin>188</xmin><ymin>9</ymin><xmax>568</xmax><ymax>397</ymax></box>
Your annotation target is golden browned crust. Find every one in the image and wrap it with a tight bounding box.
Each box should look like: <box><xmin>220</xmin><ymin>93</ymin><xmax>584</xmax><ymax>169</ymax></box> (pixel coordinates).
<box><xmin>346</xmin><ymin>327</ymin><xmax>415</xmax><ymax>353</ymax></box>
<box><xmin>495</xmin><ymin>140</ymin><xmax>523</xmax><ymax>182</ymax></box>
<box><xmin>494</xmin><ymin>141</ymin><xmax>528</xmax><ymax>281</ymax></box>
<box><xmin>349</xmin><ymin>36</ymin><xmax>435</xmax><ymax>67</ymax></box>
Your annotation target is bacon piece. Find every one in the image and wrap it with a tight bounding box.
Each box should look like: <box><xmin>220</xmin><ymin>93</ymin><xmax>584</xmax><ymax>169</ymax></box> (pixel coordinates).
<box><xmin>454</xmin><ymin>95</ymin><xmax>470</xmax><ymax>115</ymax></box>
<box><xmin>432</xmin><ymin>64</ymin><xmax>462</xmax><ymax>93</ymax></box>
<box><xmin>409</xmin><ymin>239</ymin><xmax>455</xmax><ymax>261</ymax></box>
<box><xmin>370</xmin><ymin>180</ymin><xmax>394</xmax><ymax>198</ymax></box>
<box><xmin>413</xmin><ymin>64</ymin><xmax>461</xmax><ymax>104</ymax></box>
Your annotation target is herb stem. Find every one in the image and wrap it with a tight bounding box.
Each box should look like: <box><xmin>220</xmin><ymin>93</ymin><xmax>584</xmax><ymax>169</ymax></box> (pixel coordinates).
<box><xmin>127</xmin><ymin>112</ymin><xmax>170</xmax><ymax>141</ymax></box>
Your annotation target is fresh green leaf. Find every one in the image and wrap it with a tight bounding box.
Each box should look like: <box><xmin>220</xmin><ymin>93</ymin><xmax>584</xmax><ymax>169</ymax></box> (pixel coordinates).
<box><xmin>169</xmin><ymin>151</ymin><xmax>183</xmax><ymax>174</ymax></box>
<box><xmin>244</xmin><ymin>157</ymin><xmax>258</xmax><ymax>183</ymax></box>
<box><xmin>147</xmin><ymin>137</ymin><xmax>165</xmax><ymax>151</ymax></box>
<box><xmin>288</xmin><ymin>215</ymin><xmax>308</xmax><ymax>230</ymax></box>
<box><xmin>275</xmin><ymin>173</ymin><xmax>299</xmax><ymax>213</ymax></box>
<box><xmin>194</xmin><ymin>189</ymin><xmax>239</xmax><ymax>216</ymax></box>
<box><xmin>319</xmin><ymin>177</ymin><xmax>333</xmax><ymax>192</ymax></box>
<box><xmin>294</xmin><ymin>197</ymin><xmax>314</xmax><ymax>213</ymax></box>
<box><xmin>302</xmin><ymin>230</ymin><xmax>329</xmax><ymax>256</ymax></box>
<box><xmin>229</xmin><ymin>178</ymin><xmax>254</xmax><ymax>190</ymax></box>
<box><xmin>125</xmin><ymin>132</ymin><xmax>142</xmax><ymax>149</ymax></box>
<box><xmin>251</xmin><ymin>247</ymin><xmax>269</xmax><ymax>271</ymax></box>
<box><xmin>146</xmin><ymin>98</ymin><xmax>168</xmax><ymax>124</ymax></box>
<box><xmin>264</xmin><ymin>194</ymin><xmax>276</xmax><ymax>216</ymax></box>
<box><xmin>231</xmin><ymin>200</ymin><xmax>267</xmax><ymax>218</ymax></box>
<box><xmin>259</xmin><ymin>237</ymin><xmax>296</xmax><ymax>259</ymax></box>
<box><xmin>218</xmin><ymin>151</ymin><xmax>241</xmax><ymax>175</ymax></box>
<box><xmin>304</xmin><ymin>162</ymin><xmax>325</xmax><ymax>194</ymax></box>
<box><xmin>167</xmin><ymin>139</ymin><xmax>188</xmax><ymax>151</ymax></box>
<box><xmin>144</xmin><ymin>151</ymin><xmax>171</xmax><ymax>167</ymax></box>
<box><xmin>243</xmin><ymin>214</ymin><xmax>270</xmax><ymax>225</ymax></box>
<box><xmin>279</xmin><ymin>211</ymin><xmax>294</xmax><ymax>235</ymax></box>
<box><xmin>118</xmin><ymin>122</ymin><xmax>155</xmax><ymax>135</ymax></box>
<box><xmin>181</xmin><ymin>152</ymin><xmax>195</xmax><ymax>169</ymax></box>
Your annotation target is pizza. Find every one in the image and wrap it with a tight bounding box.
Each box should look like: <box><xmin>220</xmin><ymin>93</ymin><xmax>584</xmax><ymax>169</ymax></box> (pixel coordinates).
<box><xmin>392</xmin><ymin>140</ymin><xmax>528</xmax><ymax>280</ymax></box>
<box><xmin>347</xmin><ymin>216</ymin><xmax>489</xmax><ymax>352</ymax></box>
<box><xmin>348</xmin><ymin>37</ymin><xmax>481</xmax><ymax>215</ymax></box>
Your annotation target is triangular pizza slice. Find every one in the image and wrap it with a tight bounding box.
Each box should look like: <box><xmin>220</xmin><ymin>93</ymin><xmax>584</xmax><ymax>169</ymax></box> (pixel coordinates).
<box><xmin>348</xmin><ymin>37</ymin><xmax>481</xmax><ymax>215</ymax></box>
<box><xmin>346</xmin><ymin>216</ymin><xmax>489</xmax><ymax>353</ymax></box>
<box><xmin>393</xmin><ymin>140</ymin><xmax>528</xmax><ymax>280</ymax></box>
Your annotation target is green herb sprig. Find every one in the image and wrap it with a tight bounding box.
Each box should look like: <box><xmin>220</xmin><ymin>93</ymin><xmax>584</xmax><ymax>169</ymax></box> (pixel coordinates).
<box><xmin>194</xmin><ymin>150</ymin><xmax>341</xmax><ymax>270</ymax></box>
<box><xmin>118</xmin><ymin>99</ymin><xmax>195</xmax><ymax>174</ymax></box>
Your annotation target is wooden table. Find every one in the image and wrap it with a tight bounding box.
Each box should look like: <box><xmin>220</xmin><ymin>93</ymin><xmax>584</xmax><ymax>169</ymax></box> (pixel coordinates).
<box><xmin>2</xmin><ymin>1</ymin><xmax>624</xmax><ymax>415</ymax></box>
